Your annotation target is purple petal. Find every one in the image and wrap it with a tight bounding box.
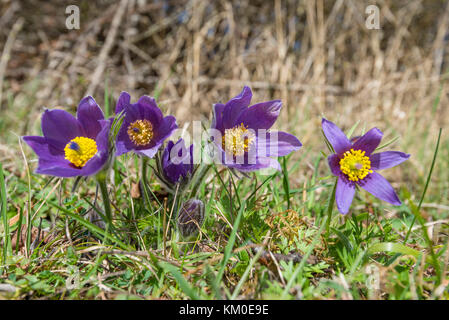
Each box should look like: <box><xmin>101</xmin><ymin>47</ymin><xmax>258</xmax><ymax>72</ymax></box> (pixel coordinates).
<box><xmin>261</xmin><ymin>131</ymin><xmax>302</xmax><ymax>157</ymax></box>
<box><xmin>211</xmin><ymin>103</ymin><xmax>225</xmax><ymax>132</ymax></box>
<box><xmin>336</xmin><ymin>177</ymin><xmax>356</xmax><ymax>214</ymax></box>
<box><xmin>328</xmin><ymin>154</ymin><xmax>342</xmax><ymax>176</ymax></box>
<box><xmin>358</xmin><ymin>171</ymin><xmax>401</xmax><ymax>206</ymax></box>
<box><xmin>115</xmin><ymin>104</ymin><xmax>176</xmax><ymax>156</ymax></box>
<box><xmin>23</xmin><ymin>136</ymin><xmax>80</xmax><ymax>177</ymax></box>
<box><xmin>35</xmin><ymin>159</ymin><xmax>84</xmax><ymax>177</ymax></box>
<box><xmin>370</xmin><ymin>151</ymin><xmax>410</xmax><ymax>170</ymax></box>
<box><xmin>24</xmin><ymin>120</ymin><xmax>111</xmax><ymax>178</ymax></box>
<box><xmin>115</xmin><ymin>91</ymin><xmax>131</xmax><ymax>114</ymax></box>
<box><xmin>79</xmin><ymin>119</ymin><xmax>111</xmax><ymax>176</ymax></box>
<box><xmin>321</xmin><ymin>118</ymin><xmax>351</xmax><ymax>155</ymax></box>
<box><xmin>136</xmin><ymin>146</ymin><xmax>160</xmax><ymax>158</ymax></box>
<box><xmin>153</xmin><ymin>115</ymin><xmax>177</xmax><ymax>142</ymax></box>
<box><xmin>138</xmin><ymin>96</ymin><xmax>163</xmax><ymax>125</ymax></box>
<box><xmin>351</xmin><ymin>127</ymin><xmax>383</xmax><ymax>155</ymax></box>
<box><xmin>41</xmin><ymin>109</ymin><xmax>84</xmax><ymax>152</ymax></box>
<box><xmin>237</xmin><ymin>100</ymin><xmax>282</xmax><ymax>130</ymax></box>
<box><xmin>77</xmin><ymin>96</ymin><xmax>104</xmax><ymax>139</ymax></box>
<box><xmin>162</xmin><ymin>139</ymin><xmax>193</xmax><ymax>184</ymax></box>
<box><xmin>23</xmin><ymin>136</ymin><xmax>61</xmax><ymax>158</ymax></box>
<box><xmin>222</xmin><ymin>86</ymin><xmax>252</xmax><ymax>128</ymax></box>
<box><xmin>227</xmin><ymin>156</ymin><xmax>281</xmax><ymax>172</ymax></box>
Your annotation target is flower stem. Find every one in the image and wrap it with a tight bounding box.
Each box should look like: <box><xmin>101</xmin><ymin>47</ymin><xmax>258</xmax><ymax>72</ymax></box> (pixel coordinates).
<box><xmin>140</xmin><ymin>156</ymin><xmax>155</xmax><ymax>210</ymax></box>
<box><xmin>96</xmin><ymin>173</ymin><xmax>112</xmax><ymax>226</ymax></box>
<box><xmin>189</xmin><ymin>164</ymin><xmax>212</xmax><ymax>198</ymax></box>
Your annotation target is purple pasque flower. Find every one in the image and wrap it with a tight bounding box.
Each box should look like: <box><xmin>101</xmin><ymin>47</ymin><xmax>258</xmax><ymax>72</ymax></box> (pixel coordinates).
<box><xmin>23</xmin><ymin>97</ymin><xmax>111</xmax><ymax>178</ymax></box>
<box><xmin>177</xmin><ymin>199</ymin><xmax>205</xmax><ymax>238</ymax></box>
<box><xmin>115</xmin><ymin>92</ymin><xmax>177</xmax><ymax>158</ymax></box>
<box><xmin>162</xmin><ymin>138</ymin><xmax>194</xmax><ymax>185</ymax></box>
<box><xmin>322</xmin><ymin>118</ymin><xmax>410</xmax><ymax>214</ymax></box>
<box><xmin>211</xmin><ymin>86</ymin><xmax>302</xmax><ymax>172</ymax></box>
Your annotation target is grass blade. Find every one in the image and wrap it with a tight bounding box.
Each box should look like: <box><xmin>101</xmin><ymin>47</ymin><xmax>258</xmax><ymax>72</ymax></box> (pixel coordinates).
<box><xmin>159</xmin><ymin>262</ymin><xmax>201</xmax><ymax>300</ymax></box>
<box><xmin>0</xmin><ymin>163</ymin><xmax>11</xmax><ymax>274</ymax></box>
<box><xmin>215</xmin><ymin>200</ymin><xmax>246</xmax><ymax>290</ymax></box>
<box><xmin>404</xmin><ymin>128</ymin><xmax>442</xmax><ymax>243</ymax></box>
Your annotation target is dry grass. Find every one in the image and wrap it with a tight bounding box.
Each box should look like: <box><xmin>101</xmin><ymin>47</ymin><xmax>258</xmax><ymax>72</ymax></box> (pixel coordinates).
<box><xmin>0</xmin><ymin>0</ymin><xmax>448</xmax><ymax>201</ymax></box>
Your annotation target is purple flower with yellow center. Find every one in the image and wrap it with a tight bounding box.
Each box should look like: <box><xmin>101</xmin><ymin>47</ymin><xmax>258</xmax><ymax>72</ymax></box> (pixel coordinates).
<box><xmin>23</xmin><ymin>97</ymin><xmax>111</xmax><ymax>177</ymax></box>
<box><xmin>115</xmin><ymin>92</ymin><xmax>177</xmax><ymax>158</ymax></box>
<box><xmin>322</xmin><ymin>118</ymin><xmax>410</xmax><ymax>214</ymax></box>
<box><xmin>211</xmin><ymin>86</ymin><xmax>302</xmax><ymax>171</ymax></box>
<box><xmin>162</xmin><ymin>138</ymin><xmax>194</xmax><ymax>185</ymax></box>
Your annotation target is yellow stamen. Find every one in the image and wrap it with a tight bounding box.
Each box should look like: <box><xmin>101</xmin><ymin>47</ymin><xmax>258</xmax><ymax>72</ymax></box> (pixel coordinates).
<box><xmin>127</xmin><ymin>119</ymin><xmax>153</xmax><ymax>146</ymax></box>
<box><xmin>64</xmin><ymin>137</ymin><xmax>98</xmax><ymax>168</ymax></box>
<box><xmin>339</xmin><ymin>149</ymin><xmax>373</xmax><ymax>182</ymax></box>
<box><xmin>222</xmin><ymin>123</ymin><xmax>255</xmax><ymax>156</ymax></box>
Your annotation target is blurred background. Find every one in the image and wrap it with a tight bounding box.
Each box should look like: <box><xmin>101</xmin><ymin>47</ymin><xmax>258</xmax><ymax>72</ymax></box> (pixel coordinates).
<box><xmin>0</xmin><ymin>0</ymin><xmax>448</xmax><ymax>206</ymax></box>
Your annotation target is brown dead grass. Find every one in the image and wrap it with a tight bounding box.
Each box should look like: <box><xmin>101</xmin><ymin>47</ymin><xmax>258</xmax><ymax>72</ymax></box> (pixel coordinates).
<box><xmin>0</xmin><ymin>0</ymin><xmax>448</xmax><ymax>202</ymax></box>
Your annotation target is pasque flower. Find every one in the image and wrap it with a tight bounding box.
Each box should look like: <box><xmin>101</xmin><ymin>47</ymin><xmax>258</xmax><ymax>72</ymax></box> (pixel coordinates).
<box><xmin>211</xmin><ymin>86</ymin><xmax>302</xmax><ymax>171</ymax></box>
<box><xmin>177</xmin><ymin>199</ymin><xmax>205</xmax><ymax>238</ymax></box>
<box><xmin>162</xmin><ymin>138</ymin><xmax>194</xmax><ymax>185</ymax></box>
<box><xmin>322</xmin><ymin>118</ymin><xmax>410</xmax><ymax>214</ymax></box>
<box><xmin>23</xmin><ymin>97</ymin><xmax>111</xmax><ymax>177</ymax></box>
<box><xmin>115</xmin><ymin>91</ymin><xmax>177</xmax><ymax>158</ymax></box>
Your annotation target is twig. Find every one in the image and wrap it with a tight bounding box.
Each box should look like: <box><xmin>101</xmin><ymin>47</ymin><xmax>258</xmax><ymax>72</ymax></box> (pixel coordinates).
<box><xmin>85</xmin><ymin>0</ymin><xmax>129</xmax><ymax>96</ymax></box>
<box><xmin>0</xmin><ymin>18</ymin><xmax>24</xmax><ymax>110</ymax></box>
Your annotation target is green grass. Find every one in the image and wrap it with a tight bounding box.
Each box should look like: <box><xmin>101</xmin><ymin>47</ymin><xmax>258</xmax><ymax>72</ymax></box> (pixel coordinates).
<box><xmin>0</xmin><ymin>85</ymin><xmax>448</xmax><ymax>300</ymax></box>
<box><xmin>0</xmin><ymin>125</ymin><xmax>448</xmax><ymax>299</ymax></box>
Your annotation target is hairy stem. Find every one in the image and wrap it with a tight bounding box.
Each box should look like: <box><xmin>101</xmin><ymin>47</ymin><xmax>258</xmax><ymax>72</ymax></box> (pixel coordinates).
<box><xmin>96</xmin><ymin>173</ymin><xmax>112</xmax><ymax>226</ymax></box>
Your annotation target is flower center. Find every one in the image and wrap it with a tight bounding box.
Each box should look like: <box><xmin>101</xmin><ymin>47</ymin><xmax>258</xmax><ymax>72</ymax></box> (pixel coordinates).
<box><xmin>339</xmin><ymin>149</ymin><xmax>373</xmax><ymax>182</ymax></box>
<box><xmin>127</xmin><ymin>119</ymin><xmax>153</xmax><ymax>146</ymax></box>
<box><xmin>222</xmin><ymin>123</ymin><xmax>255</xmax><ymax>157</ymax></box>
<box><xmin>64</xmin><ymin>137</ymin><xmax>98</xmax><ymax>168</ymax></box>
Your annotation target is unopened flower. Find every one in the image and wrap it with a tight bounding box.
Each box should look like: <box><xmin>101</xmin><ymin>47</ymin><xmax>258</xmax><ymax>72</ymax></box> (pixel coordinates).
<box><xmin>162</xmin><ymin>138</ymin><xmax>194</xmax><ymax>185</ymax></box>
<box><xmin>23</xmin><ymin>97</ymin><xmax>111</xmax><ymax>177</ymax></box>
<box><xmin>115</xmin><ymin>91</ymin><xmax>177</xmax><ymax>158</ymax></box>
<box><xmin>322</xmin><ymin>118</ymin><xmax>410</xmax><ymax>214</ymax></box>
<box><xmin>211</xmin><ymin>86</ymin><xmax>302</xmax><ymax>171</ymax></box>
<box><xmin>177</xmin><ymin>199</ymin><xmax>205</xmax><ymax>238</ymax></box>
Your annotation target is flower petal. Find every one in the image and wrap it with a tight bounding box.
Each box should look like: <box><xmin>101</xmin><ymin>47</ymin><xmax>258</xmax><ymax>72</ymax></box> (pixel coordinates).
<box><xmin>370</xmin><ymin>151</ymin><xmax>410</xmax><ymax>170</ymax></box>
<box><xmin>351</xmin><ymin>127</ymin><xmax>383</xmax><ymax>155</ymax></box>
<box><xmin>358</xmin><ymin>171</ymin><xmax>401</xmax><ymax>206</ymax></box>
<box><xmin>336</xmin><ymin>177</ymin><xmax>356</xmax><ymax>214</ymax></box>
<box><xmin>79</xmin><ymin>119</ymin><xmax>111</xmax><ymax>176</ymax></box>
<box><xmin>138</xmin><ymin>96</ymin><xmax>163</xmax><ymax>125</ymax></box>
<box><xmin>237</xmin><ymin>100</ymin><xmax>282</xmax><ymax>130</ymax></box>
<box><xmin>321</xmin><ymin>118</ymin><xmax>351</xmax><ymax>155</ymax></box>
<box><xmin>115</xmin><ymin>91</ymin><xmax>131</xmax><ymax>114</ymax></box>
<box><xmin>23</xmin><ymin>136</ymin><xmax>61</xmax><ymax>158</ymax></box>
<box><xmin>226</xmin><ymin>156</ymin><xmax>281</xmax><ymax>172</ymax></box>
<box><xmin>211</xmin><ymin>103</ymin><xmax>225</xmax><ymax>132</ymax></box>
<box><xmin>153</xmin><ymin>115</ymin><xmax>178</xmax><ymax>146</ymax></box>
<box><xmin>77</xmin><ymin>96</ymin><xmax>104</xmax><ymax>139</ymax></box>
<box><xmin>34</xmin><ymin>159</ymin><xmax>83</xmax><ymax>177</ymax></box>
<box><xmin>162</xmin><ymin>139</ymin><xmax>193</xmax><ymax>184</ymax></box>
<box><xmin>23</xmin><ymin>136</ymin><xmax>80</xmax><ymax>177</ymax></box>
<box><xmin>261</xmin><ymin>131</ymin><xmax>302</xmax><ymax>157</ymax></box>
<box><xmin>41</xmin><ymin>109</ymin><xmax>84</xmax><ymax>152</ymax></box>
<box><xmin>327</xmin><ymin>154</ymin><xmax>341</xmax><ymax>176</ymax></box>
<box><xmin>136</xmin><ymin>146</ymin><xmax>160</xmax><ymax>158</ymax></box>
<box><xmin>223</xmin><ymin>86</ymin><xmax>252</xmax><ymax>128</ymax></box>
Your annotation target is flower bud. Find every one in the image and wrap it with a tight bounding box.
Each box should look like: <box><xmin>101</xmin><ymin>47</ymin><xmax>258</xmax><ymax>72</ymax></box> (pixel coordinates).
<box><xmin>177</xmin><ymin>199</ymin><xmax>205</xmax><ymax>238</ymax></box>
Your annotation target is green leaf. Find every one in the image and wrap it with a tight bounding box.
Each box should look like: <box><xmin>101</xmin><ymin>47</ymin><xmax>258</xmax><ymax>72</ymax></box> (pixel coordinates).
<box><xmin>366</xmin><ymin>242</ymin><xmax>422</xmax><ymax>258</ymax></box>
<box><xmin>159</xmin><ymin>262</ymin><xmax>200</xmax><ymax>300</ymax></box>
